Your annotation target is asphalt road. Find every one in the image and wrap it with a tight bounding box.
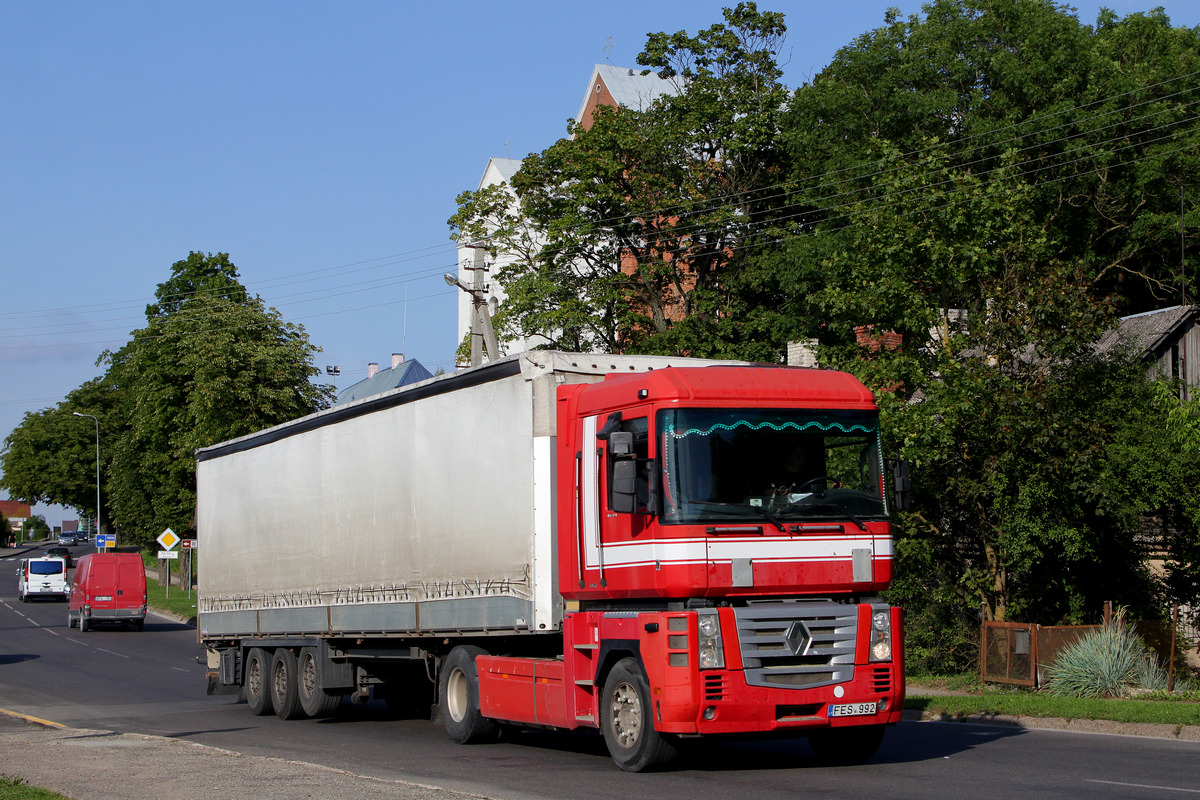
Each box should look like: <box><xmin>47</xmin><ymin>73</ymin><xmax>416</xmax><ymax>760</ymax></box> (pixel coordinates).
<box><xmin>3</xmin><ymin>543</ymin><xmax>1200</xmax><ymax>800</ymax></box>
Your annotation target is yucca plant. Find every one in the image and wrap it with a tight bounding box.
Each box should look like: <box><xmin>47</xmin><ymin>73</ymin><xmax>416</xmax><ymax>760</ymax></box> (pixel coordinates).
<box><xmin>1044</xmin><ymin>613</ymin><xmax>1155</xmax><ymax>698</ymax></box>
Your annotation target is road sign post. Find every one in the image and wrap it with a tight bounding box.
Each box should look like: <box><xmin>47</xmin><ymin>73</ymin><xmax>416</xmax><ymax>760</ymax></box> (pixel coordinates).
<box><xmin>181</xmin><ymin>539</ymin><xmax>196</xmax><ymax>598</ymax></box>
<box><xmin>156</xmin><ymin>528</ymin><xmax>179</xmax><ymax>599</ymax></box>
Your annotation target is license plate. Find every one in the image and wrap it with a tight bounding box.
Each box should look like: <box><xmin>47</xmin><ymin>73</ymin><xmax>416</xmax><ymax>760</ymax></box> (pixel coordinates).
<box><xmin>95</xmin><ymin>595</ymin><xmax>113</xmax><ymax>601</ymax></box>
<box><xmin>828</xmin><ymin>702</ymin><xmax>877</xmax><ymax>717</ymax></box>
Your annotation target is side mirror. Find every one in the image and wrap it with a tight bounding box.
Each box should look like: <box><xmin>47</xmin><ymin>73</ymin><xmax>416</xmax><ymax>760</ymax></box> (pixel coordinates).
<box><xmin>611</xmin><ymin>459</ymin><xmax>637</xmax><ymax>514</ymax></box>
<box><xmin>890</xmin><ymin>459</ymin><xmax>911</xmax><ymax>512</ymax></box>
<box><xmin>608</xmin><ymin>431</ymin><xmax>633</xmax><ymax>456</ymax></box>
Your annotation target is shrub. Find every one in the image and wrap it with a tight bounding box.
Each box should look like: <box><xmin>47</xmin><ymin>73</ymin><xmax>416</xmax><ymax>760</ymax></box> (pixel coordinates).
<box><xmin>1045</xmin><ymin>614</ymin><xmax>1161</xmax><ymax>698</ymax></box>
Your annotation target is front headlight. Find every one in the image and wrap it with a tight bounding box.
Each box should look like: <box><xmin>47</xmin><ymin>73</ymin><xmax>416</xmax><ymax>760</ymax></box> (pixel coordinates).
<box><xmin>696</xmin><ymin>609</ymin><xmax>725</xmax><ymax>670</ymax></box>
<box><xmin>869</xmin><ymin>605</ymin><xmax>893</xmax><ymax>663</ymax></box>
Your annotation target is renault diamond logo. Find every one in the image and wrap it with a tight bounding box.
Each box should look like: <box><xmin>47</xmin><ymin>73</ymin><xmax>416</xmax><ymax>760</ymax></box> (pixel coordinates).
<box><xmin>784</xmin><ymin>621</ymin><xmax>813</xmax><ymax>656</ymax></box>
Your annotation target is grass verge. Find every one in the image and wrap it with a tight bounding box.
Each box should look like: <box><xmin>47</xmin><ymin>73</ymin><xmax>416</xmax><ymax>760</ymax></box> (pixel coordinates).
<box><xmin>907</xmin><ymin>683</ymin><xmax>1200</xmax><ymax>726</ymax></box>
<box><xmin>0</xmin><ymin>775</ymin><xmax>69</xmax><ymax>800</ymax></box>
<box><xmin>139</xmin><ymin>553</ymin><xmax>198</xmax><ymax>622</ymax></box>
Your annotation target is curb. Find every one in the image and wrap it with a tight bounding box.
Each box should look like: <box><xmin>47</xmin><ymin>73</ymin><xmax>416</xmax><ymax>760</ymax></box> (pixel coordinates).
<box><xmin>903</xmin><ymin>708</ymin><xmax>1200</xmax><ymax>741</ymax></box>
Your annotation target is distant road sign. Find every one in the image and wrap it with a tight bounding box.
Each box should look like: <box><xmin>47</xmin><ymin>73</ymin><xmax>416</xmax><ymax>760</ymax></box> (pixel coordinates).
<box><xmin>157</xmin><ymin>529</ymin><xmax>179</xmax><ymax>550</ymax></box>
<box><xmin>181</xmin><ymin>539</ymin><xmax>196</xmax><ymax>549</ymax></box>
<box><xmin>95</xmin><ymin>534</ymin><xmax>114</xmax><ymax>548</ymax></box>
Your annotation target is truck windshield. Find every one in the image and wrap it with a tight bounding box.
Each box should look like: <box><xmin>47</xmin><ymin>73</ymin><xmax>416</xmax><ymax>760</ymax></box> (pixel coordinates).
<box><xmin>658</xmin><ymin>408</ymin><xmax>887</xmax><ymax>526</ymax></box>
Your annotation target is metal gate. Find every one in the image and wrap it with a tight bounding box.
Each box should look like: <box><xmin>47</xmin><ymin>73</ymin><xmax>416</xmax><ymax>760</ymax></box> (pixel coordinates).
<box><xmin>981</xmin><ymin>622</ymin><xmax>1100</xmax><ymax>687</ymax></box>
<box><xmin>981</xmin><ymin>621</ymin><xmax>1037</xmax><ymax>686</ymax></box>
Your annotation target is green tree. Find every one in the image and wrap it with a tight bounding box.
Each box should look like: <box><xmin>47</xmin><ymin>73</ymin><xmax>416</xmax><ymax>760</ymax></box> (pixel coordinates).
<box><xmin>759</xmin><ymin>0</ymin><xmax>1200</xmax><ymax>668</ymax></box>
<box><xmin>0</xmin><ymin>378</ymin><xmax>120</xmax><ymax>533</ymax></box>
<box><xmin>4</xmin><ymin>253</ymin><xmax>331</xmax><ymax>551</ymax></box>
<box><xmin>146</xmin><ymin>250</ymin><xmax>248</xmax><ymax>318</ymax></box>
<box><xmin>451</xmin><ymin>3</ymin><xmax>791</xmax><ymax>359</ymax></box>
<box><xmin>102</xmin><ymin>255</ymin><xmax>332</xmax><ymax>548</ymax></box>
<box><xmin>781</xmin><ymin>0</ymin><xmax>1200</xmax><ymax>320</ymax></box>
<box><xmin>22</xmin><ymin>514</ymin><xmax>49</xmax><ymax>542</ymax></box>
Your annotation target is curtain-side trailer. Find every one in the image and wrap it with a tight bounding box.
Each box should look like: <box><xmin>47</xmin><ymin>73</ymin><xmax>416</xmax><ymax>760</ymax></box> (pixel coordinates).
<box><xmin>198</xmin><ymin>351</ymin><xmax>908</xmax><ymax>771</ymax></box>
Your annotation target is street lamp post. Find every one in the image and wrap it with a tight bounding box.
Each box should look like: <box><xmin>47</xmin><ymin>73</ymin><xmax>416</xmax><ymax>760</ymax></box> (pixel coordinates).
<box><xmin>73</xmin><ymin>412</ymin><xmax>100</xmax><ymax>537</ymax></box>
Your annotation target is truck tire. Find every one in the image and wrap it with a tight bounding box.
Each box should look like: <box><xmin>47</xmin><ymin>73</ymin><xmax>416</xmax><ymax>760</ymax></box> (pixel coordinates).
<box><xmin>79</xmin><ymin>616</ymin><xmax>89</xmax><ymax>633</ymax></box>
<box><xmin>439</xmin><ymin>646</ymin><xmax>498</xmax><ymax>744</ymax></box>
<box><xmin>297</xmin><ymin>647</ymin><xmax>341</xmax><ymax>719</ymax></box>
<box><xmin>270</xmin><ymin>648</ymin><xmax>305</xmax><ymax>720</ymax></box>
<box><xmin>600</xmin><ymin>658</ymin><xmax>679</xmax><ymax>772</ymax></box>
<box><xmin>67</xmin><ymin>610</ymin><xmax>76</xmax><ymax>629</ymax></box>
<box><xmin>807</xmin><ymin>724</ymin><xmax>886</xmax><ymax>765</ymax></box>
<box><xmin>244</xmin><ymin>648</ymin><xmax>274</xmax><ymax>716</ymax></box>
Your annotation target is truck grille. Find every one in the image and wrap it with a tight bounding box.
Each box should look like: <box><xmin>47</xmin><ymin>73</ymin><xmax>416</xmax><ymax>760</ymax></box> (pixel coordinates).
<box><xmin>733</xmin><ymin>602</ymin><xmax>858</xmax><ymax>690</ymax></box>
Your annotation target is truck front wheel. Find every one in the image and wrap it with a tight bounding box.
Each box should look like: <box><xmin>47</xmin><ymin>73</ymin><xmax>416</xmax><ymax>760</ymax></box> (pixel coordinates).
<box><xmin>439</xmin><ymin>646</ymin><xmax>498</xmax><ymax>744</ymax></box>
<box><xmin>807</xmin><ymin>724</ymin><xmax>886</xmax><ymax>765</ymax></box>
<box><xmin>297</xmin><ymin>647</ymin><xmax>341</xmax><ymax>719</ymax></box>
<box><xmin>600</xmin><ymin>658</ymin><xmax>678</xmax><ymax>772</ymax></box>
<box><xmin>244</xmin><ymin>648</ymin><xmax>273</xmax><ymax>716</ymax></box>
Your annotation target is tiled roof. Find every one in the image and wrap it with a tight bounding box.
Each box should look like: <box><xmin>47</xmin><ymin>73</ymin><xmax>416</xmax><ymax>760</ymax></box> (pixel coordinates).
<box><xmin>0</xmin><ymin>500</ymin><xmax>31</xmax><ymax>519</ymax></box>
<box><xmin>1095</xmin><ymin>305</ymin><xmax>1197</xmax><ymax>359</ymax></box>
<box><xmin>335</xmin><ymin>359</ymin><xmax>435</xmax><ymax>405</ymax></box>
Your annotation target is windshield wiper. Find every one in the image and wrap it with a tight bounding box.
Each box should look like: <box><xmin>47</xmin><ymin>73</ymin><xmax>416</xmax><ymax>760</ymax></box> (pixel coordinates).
<box><xmin>752</xmin><ymin>504</ymin><xmax>787</xmax><ymax>533</ymax></box>
<box><xmin>794</xmin><ymin>501</ymin><xmax>867</xmax><ymax>532</ymax></box>
<box><xmin>703</xmin><ymin>502</ymin><xmax>787</xmax><ymax>532</ymax></box>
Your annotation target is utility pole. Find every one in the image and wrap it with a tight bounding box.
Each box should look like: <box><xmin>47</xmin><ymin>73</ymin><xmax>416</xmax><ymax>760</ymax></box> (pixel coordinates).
<box><xmin>445</xmin><ymin>242</ymin><xmax>500</xmax><ymax>367</ymax></box>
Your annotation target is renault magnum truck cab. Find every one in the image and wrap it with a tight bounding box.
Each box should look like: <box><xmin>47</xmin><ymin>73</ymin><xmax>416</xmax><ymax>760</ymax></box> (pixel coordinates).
<box><xmin>17</xmin><ymin>556</ymin><xmax>69</xmax><ymax>601</ymax></box>
<box><xmin>68</xmin><ymin>552</ymin><xmax>148</xmax><ymax>631</ymax></box>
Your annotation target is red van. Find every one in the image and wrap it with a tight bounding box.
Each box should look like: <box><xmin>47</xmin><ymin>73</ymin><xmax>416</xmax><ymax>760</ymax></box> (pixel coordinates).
<box><xmin>68</xmin><ymin>553</ymin><xmax>148</xmax><ymax>632</ymax></box>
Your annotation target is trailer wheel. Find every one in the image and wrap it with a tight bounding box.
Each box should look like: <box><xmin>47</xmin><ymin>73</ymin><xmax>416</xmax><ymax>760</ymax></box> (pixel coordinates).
<box><xmin>600</xmin><ymin>658</ymin><xmax>678</xmax><ymax>772</ymax></box>
<box><xmin>807</xmin><ymin>724</ymin><xmax>886</xmax><ymax>765</ymax></box>
<box><xmin>297</xmin><ymin>647</ymin><xmax>341</xmax><ymax>719</ymax></box>
<box><xmin>439</xmin><ymin>646</ymin><xmax>498</xmax><ymax>744</ymax></box>
<box><xmin>270</xmin><ymin>648</ymin><xmax>305</xmax><ymax>720</ymax></box>
<box><xmin>244</xmin><ymin>647</ymin><xmax>274</xmax><ymax>716</ymax></box>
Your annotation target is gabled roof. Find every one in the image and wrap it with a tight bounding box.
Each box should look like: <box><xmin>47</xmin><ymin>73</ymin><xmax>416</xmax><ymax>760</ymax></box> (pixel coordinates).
<box><xmin>1095</xmin><ymin>305</ymin><xmax>1198</xmax><ymax>359</ymax></box>
<box><xmin>576</xmin><ymin>64</ymin><xmax>678</xmax><ymax>124</ymax></box>
<box><xmin>480</xmin><ymin>157</ymin><xmax>522</xmax><ymax>189</ymax></box>
<box><xmin>335</xmin><ymin>359</ymin><xmax>434</xmax><ymax>405</ymax></box>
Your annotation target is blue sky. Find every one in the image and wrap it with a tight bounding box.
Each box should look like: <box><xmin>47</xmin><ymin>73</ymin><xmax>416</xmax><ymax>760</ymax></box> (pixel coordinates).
<box><xmin>1</xmin><ymin>0</ymin><xmax>1192</xmax><ymax>526</ymax></box>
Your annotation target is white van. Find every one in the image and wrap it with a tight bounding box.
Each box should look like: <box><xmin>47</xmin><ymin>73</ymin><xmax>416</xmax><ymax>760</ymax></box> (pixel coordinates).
<box><xmin>17</xmin><ymin>556</ymin><xmax>69</xmax><ymax>601</ymax></box>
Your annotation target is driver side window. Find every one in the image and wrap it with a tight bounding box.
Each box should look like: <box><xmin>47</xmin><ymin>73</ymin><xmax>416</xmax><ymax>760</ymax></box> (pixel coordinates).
<box><xmin>605</xmin><ymin>415</ymin><xmax>650</xmax><ymax>513</ymax></box>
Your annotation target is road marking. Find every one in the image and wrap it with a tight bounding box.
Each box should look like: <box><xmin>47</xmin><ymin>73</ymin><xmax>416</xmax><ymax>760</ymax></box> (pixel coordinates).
<box><xmin>1088</xmin><ymin>780</ymin><xmax>1200</xmax><ymax>794</ymax></box>
<box><xmin>0</xmin><ymin>707</ymin><xmax>65</xmax><ymax>728</ymax></box>
<box><xmin>95</xmin><ymin>648</ymin><xmax>129</xmax><ymax>659</ymax></box>
<box><xmin>171</xmin><ymin>667</ymin><xmax>189</xmax><ymax>673</ymax></box>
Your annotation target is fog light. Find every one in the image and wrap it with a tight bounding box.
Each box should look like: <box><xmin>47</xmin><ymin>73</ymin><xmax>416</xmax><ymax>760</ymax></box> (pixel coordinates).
<box><xmin>878</xmin><ymin>698</ymin><xmax>889</xmax><ymax>712</ymax></box>
<box><xmin>703</xmin><ymin>706</ymin><xmax>717</xmax><ymax>720</ymax></box>
<box><xmin>871</xmin><ymin>640</ymin><xmax>891</xmax><ymax>661</ymax></box>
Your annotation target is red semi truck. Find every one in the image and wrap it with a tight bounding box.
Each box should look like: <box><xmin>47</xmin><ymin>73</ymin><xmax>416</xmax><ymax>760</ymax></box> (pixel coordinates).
<box><xmin>198</xmin><ymin>352</ymin><xmax>907</xmax><ymax>771</ymax></box>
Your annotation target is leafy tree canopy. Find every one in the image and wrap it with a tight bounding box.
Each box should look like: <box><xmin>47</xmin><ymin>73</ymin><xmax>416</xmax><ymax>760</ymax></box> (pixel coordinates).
<box><xmin>0</xmin><ymin>378</ymin><xmax>120</xmax><ymax>530</ymax></box>
<box><xmin>768</xmin><ymin>0</ymin><xmax>1200</xmax><ymax>647</ymax></box>
<box><xmin>3</xmin><ymin>252</ymin><xmax>332</xmax><ymax>550</ymax></box>
<box><xmin>451</xmin><ymin>2</ymin><xmax>791</xmax><ymax>360</ymax></box>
